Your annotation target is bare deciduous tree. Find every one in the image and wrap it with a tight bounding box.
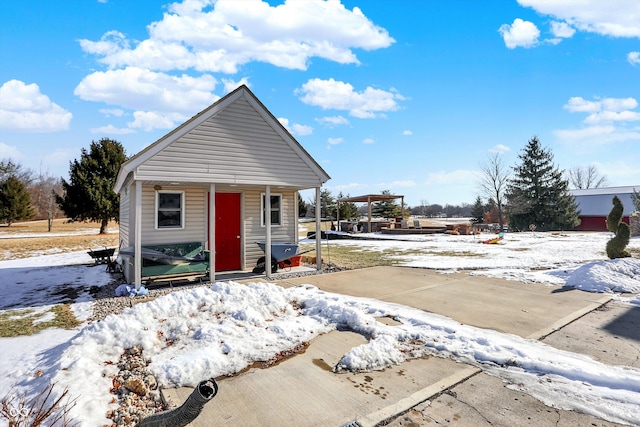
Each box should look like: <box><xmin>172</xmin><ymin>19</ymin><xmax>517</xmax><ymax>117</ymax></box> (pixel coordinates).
<box><xmin>567</xmin><ymin>165</ymin><xmax>608</xmax><ymax>189</ymax></box>
<box><xmin>479</xmin><ymin>153</ymin><xmax>510</xmax><ymax>232</ymax></box>
<box><xmin>29</xmin><ymin>169</ymin><xmax>63</xmax><ymax>231</ymax></box>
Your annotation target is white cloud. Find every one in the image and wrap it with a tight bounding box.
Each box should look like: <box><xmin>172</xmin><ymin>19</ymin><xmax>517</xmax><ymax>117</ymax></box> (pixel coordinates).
<box><xmin>222</xmin><ymin>77</ymin><xmax>250</xmax><ymax>94</ymax></box>
<box><xmin>90</xmin><ymin>124</ymin><xmax>136</xmax><ymax>135</ymax></box>
<box><xmin>330</xmin><ymin>182</ymin><xmax>367</xmax><ymax>193</ymax></box>
<box><xmin>628</xmin><ymin>51</ymin><xmax>640</xmax><ymax>65</ymax></box>
<box><xmin>402</xmin><ymin>130</ymin><xmax>412</xmax><ymax>136</ymax></box>
<box><xmin>558</xmin><ymin>96</ymin><xmax>640</xmax><ymax>148</ymax></box>
<box><xmin>601</xmin><ymin>97</ymin><xmax>638</xmax><ymax>112</ymax></box>
<box><xmin>74</xmin><ymin>67</ymin><xmax>218</xmax><ymax>113</ymax></box>
<box><xmin>296</xmin><ymin>78</ymin><xmax>403</xmax><ymax>118</ymax></box>
<box><xmin>326</xmin><ymin>137</ymin><xmax>344</xmax><ymax>149</ymax></box>
<box><xmin>78</xmin><ymin>30</ymin><xmax>129</xmax><ymax>58</ymax></box>
<box><xmin>554</xmin><ymin>125</ymin><xmax>640</xmax><ymax>147</ymax></box>
<box><xmin>498</xmin><ymin>18</ymin><xmax>540</xmax><ymax>49</ymax></box>
<box><xmin>128</xmin><ymin>111</ymin><xmax>189</xmax><ymax>131</ymax></box>
<box><xmin>376</xmin><ymin>180</ymin><xmax>417</xmax><ymax>188</ymax></box>
<box><xmin>362</xmin><ymin>137</ymin><xmax>374</xmax><ymax>144</ymax></box>
<box><xmin>489</xmin><ymin>144</ymin><xmax>511</xmax><ymax>154</ymax></box>
<box><xmin>425</xmin><ymin>169</ymin><xmax>479</xmax><ymax>186</ymax></box>
<box><xmin>563</xmin><ymin>96</ymin><xmax>640</xmax><ymax>124</ymax></box>
<box><xmin>550</xmin><ymin>21</ymin><xmax>576</xmax><ymax>38</ymax></box>
<box><xmin>316</xmin><ymin>115</ymin><xmax>350</xmax><ymax>127</ymax></box>
<box><xmin>585</xmin><ymin>110</ymin><xmax>640</xmax><ymax>125</ymax></box>
<box><xmin>0</xmin><ymin>80</ymin><xmax>72</xmax><ymax>132</ymax></box>
<box><xmin>99</xmin><ymin>108</ymin><xmax>125</xmax><ymax>117</ymax></box>
<box><xmin>596</xmin><ymin>160</ymin><xmax>640</xmax><ymax>184</ymax></box>
<box><xmin>0</xmin><ymin>142</ymin><xmax>23</xmax><ymax>161</ymax></box>
<box><xmin>291</xmin><ymin>123</ymin><xmax>313</xmax><ymax>136</ymax></box>
<box><xmin>517</xmin><ymin>0</ymin><xmax>640</xmax><ymax>38</ymax></box>
<box><xmin>563</xmin><ymin>96</ymin><xmax>602</xmax><ymax>113</ymax></box>
<box><xmin>278</xmin><ymin>118</ymin><xmax>312</xmax><ymax>136</ymax></box>
<box><xmin>79</xmin><ymin>0</ymin><xmax>394</xmax><ymax>73</ymax></box>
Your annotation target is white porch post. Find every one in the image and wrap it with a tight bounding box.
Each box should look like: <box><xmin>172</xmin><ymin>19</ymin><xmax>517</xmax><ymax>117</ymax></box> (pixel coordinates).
<box><xmin>265</xmin><ymin>185</ymin><xmax>272</xmax><ymax>278</ymax></box>
<box><xmin>134</xmin><ymin>180</ymin><xmax>142</xmax><ymax>288</ymax></box>
<box><xmin>367</xmin><ymin>195</ymin><xmax>372</xmax><ymax>233</ymax></box>
<box><xmin>209</xmin><ymin>184</ymin><xmax>215</xmax><ymax>283</ymax></box>
<box><xmin>315</xmin><ymin>187</ymin><xmax>322</xmax><ymax>271</ymax></box>
<box><xmin>294</xmin><ymin>191</ymin><xmax>299</xmax><ymax>242</ymax></box>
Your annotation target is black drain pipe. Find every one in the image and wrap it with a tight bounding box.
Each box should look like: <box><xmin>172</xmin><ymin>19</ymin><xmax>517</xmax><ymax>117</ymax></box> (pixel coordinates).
<box><xmin>138</xmin><ymin>378</ymin><xmax>218</xmax><ymax>427</ymax></box>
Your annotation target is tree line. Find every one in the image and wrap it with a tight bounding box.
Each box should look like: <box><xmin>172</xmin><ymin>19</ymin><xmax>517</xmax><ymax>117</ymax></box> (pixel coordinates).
<box><xmin>307</xmin><ymin>136</ymin><xmax>637</xmax><ymax>232</ymax></box>
<box><xmin>0</xmin><ymin>138</ymin><xmax>126</xmax><ymax>234</ymax></box>
<box><xmin>2</xmin><ymin>135</ymin><xmax>636</xmax><ymax>234</ymax></box>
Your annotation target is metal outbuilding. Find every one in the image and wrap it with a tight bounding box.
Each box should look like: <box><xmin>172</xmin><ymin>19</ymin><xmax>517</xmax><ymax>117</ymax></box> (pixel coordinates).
<box><xmin>570</xmin><ymin>186</ymin><xmax>638</xmax><ymax>231</ymax></box>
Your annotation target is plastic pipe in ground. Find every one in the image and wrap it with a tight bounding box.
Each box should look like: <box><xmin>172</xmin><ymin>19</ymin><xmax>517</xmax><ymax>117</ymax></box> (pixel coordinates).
<box><xmin>137</xmin><ymin>378</ymin><xmax>218</xmax><ymax>427</ymax></box>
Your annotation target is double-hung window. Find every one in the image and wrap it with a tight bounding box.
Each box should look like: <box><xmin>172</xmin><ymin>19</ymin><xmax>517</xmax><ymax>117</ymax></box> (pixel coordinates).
<box><xmin>156</xmin><ymin>191</ymin><xmax>184</xmax><ymax>229</ymax></box>
<box><xmin>261</xmin><ymin>194</ymin><xmax>282</xmax><ymax>226</ymax></box>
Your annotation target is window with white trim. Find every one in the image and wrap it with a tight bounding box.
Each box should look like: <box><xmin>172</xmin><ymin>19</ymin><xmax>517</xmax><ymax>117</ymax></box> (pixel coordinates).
<box><xmin>156</xmin><ymin>191</ymin><xmax>184</xmax><ymax>229</ymax></box>
<box><xmin>261</xmin><ymin>193</ymin><xmax>282</xmax><ymax>226</ymax></box>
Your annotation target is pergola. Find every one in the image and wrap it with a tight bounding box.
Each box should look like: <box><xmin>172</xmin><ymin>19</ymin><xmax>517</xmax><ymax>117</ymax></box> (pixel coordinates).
<box><xmin>336</xmin><ymin>193</ymin><xmax>405</xmax><ymax>232</ymax></box>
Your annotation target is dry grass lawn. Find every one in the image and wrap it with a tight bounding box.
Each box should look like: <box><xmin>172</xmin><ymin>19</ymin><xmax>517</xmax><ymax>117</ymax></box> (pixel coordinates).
<box><xmin>0</xmin><ymin>219</ymin><xmax>119</xmax><ymax>260</ymax></box>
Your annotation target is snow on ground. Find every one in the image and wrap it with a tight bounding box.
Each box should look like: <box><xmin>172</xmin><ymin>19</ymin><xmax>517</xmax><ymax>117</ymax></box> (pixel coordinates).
<box><xmin>318</xmin><ymin>230</ymin><xmax>640</xmax><ymax>291</ymax></box>
<box><xmin>1</xmin><ymin>231</ymin><xmax>640</xmax><ymax>425</ymax></box>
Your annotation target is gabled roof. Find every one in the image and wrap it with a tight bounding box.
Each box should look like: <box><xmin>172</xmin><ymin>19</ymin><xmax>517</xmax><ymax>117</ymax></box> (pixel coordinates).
<box><xmin>114</xmin><ymin>85</ymin><xmax>330</xmax><ymax>193</ymax></box>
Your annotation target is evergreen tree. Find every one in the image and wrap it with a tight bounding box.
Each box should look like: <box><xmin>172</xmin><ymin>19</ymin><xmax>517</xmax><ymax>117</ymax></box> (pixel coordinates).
<box><xmin>373</xmin><ymin>190</ymin><xmax>402</xmax><ymax>219</ymax></box>
<box><xmin>506</xmin><ymin>136</ymin><xmax>580</xmax><ymax>231</ymax></box>
<box><xmin>336</xmin><ymin>192</ymin><xmax>359</xmax><ymax>220</ymax></box>
<box><xmin>0</xmin><ymin>160</ymin><xmax>33</xmax><ymax>185</ymax></box>
<box><xmin>471</xmin><ymin>196</ymin><xmax>484</xmax><ymax>224</ymax></box>
<box><xmin>0</xmin><ymin>175</ymin><xmax>34</xmax><ymax>225</ymax></box>
<box><xmin>297</xmin><ymin>192</ymin><xmax>307</xmax><ymax>217</ymax></box>
<box><xmin>56</xmin><ymin>138</ymin><xmax>127</xmax><ymax>234</ymax></box>
<box><xmin>320</xmin><ymin>188</ymin><xmax>336</xmax><ymax>220</ymax></box>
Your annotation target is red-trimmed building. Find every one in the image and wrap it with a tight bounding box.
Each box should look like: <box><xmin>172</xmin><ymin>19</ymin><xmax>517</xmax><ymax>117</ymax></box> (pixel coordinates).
<box><xmin>570</xmin><ymin>186</ymin><xmax>638</xmax><ymax>231</ymax></box>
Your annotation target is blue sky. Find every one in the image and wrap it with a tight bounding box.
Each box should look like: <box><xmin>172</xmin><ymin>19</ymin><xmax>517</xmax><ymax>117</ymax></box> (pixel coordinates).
<box><xmin>1</xmin><ymin>0</ymin><xmax>639</xmax><ymax>207</ymax></box>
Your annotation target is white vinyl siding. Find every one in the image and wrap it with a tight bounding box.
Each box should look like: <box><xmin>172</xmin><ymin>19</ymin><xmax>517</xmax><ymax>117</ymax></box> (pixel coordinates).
<box><xmin>119</xmin><ymin>189</ymin><xmax>130</xmax><ymax>248</ymax></box>
<box><xmin>140</xmin><ymin>186</ymin><xmax>206</xmax><ymax>246</ymax></box>
<box><xmin>135</xmin><ymin>98</ymin><xmax>323</xmax><ymax>188</ymax></box>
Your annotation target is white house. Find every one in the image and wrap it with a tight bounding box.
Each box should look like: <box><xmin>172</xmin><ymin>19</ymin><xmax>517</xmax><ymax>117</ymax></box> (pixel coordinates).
<box><xmin>113</xmin><ymin>85</ymin><xmax>330</xmax><ymax>286</ymax></box>
<box><xmin>570</xmin><ymin>186</ymin><xmax>639</xmax><ymax>231</ymax></box>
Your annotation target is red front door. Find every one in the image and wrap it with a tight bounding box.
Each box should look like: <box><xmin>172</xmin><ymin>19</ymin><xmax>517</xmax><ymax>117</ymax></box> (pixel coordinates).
<box><xmin>210</xmin><ymin>192</ymin><xmax>241</xmax><ymax>271</ymax></box>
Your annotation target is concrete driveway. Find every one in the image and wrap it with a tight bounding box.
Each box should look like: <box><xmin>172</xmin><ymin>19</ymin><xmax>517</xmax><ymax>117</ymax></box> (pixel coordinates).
<box><xmin>162</xmin><ymin>266</ymin><xmax>636</xmax><ymax>427</ymax></box>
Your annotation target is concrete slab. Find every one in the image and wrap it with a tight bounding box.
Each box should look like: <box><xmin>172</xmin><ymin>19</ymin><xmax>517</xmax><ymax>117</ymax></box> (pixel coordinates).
<box><xmin>384</xmin><ymin>299</ymin><xmax>640</xmax><ymax>427</ymax></box>
<box><xmin>163</xmin><ymin>330</ymin><xmax>478</xmax><ymax>427</ymax></box>
<box><xmin>384</xmin><ymin>373</ymin><xmax>627</xmax><ymax>427</ymax></box>
<box><xmin>542</xmin><ymin>299</ymin><xmax>640</xmax><ymax>368</ymax></box>
<box><xmin>161</xmin><ymin>266</ymin><xmax>615</xmax><ymax>427</ymax></box>
<box><xmin>277</xmin><ymin>267</ymin><xmax>610</xmax><ymax>338</ymax></box>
